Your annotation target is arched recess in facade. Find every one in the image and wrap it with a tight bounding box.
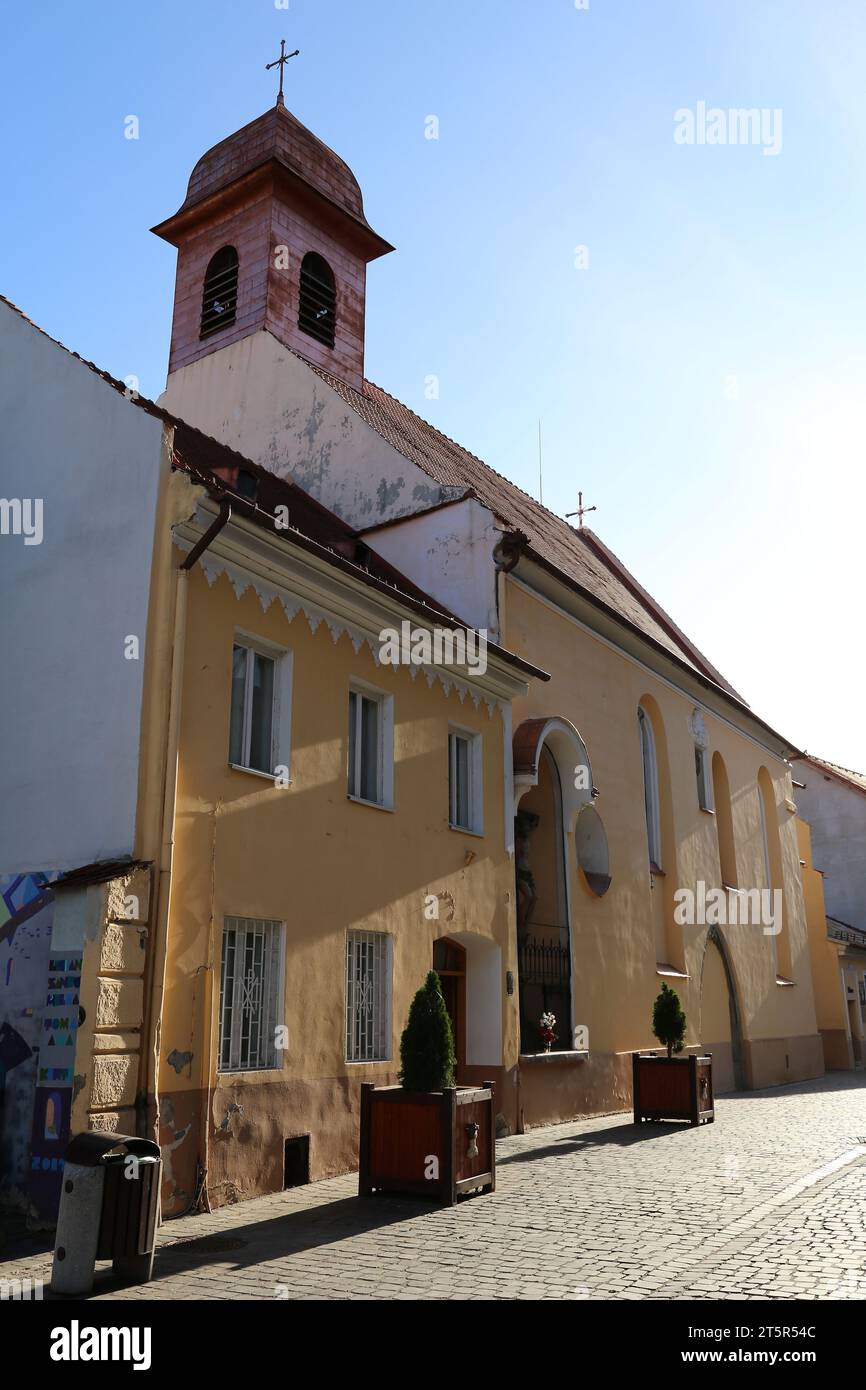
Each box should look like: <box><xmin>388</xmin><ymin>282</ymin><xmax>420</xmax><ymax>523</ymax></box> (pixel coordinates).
<box><xmin>699</xmin><ymin>924</ymin><xmax>746</xmax><ymax>1093</ymax></box>
<box><xmin>511</xmin><ymin>717</ymin><xmax>595</xmax><ymax>1053</ymax></box>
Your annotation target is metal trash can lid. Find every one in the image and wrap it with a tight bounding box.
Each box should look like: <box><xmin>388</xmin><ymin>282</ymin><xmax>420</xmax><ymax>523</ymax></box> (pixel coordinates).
<box><xmin>64</xmin><ymin>1130</ymin><xmax>160</xmax><ymax>1166</ymax></box>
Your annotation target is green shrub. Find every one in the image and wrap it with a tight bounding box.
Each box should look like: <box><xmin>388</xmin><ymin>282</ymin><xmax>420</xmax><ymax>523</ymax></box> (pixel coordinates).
<box><xmin>399</xmin><ymin>970</ymin><xmax>456</xmax><ymax>1092</ymax></box>
<box><xmin>652</xmin><ymin>980</ymin><xmax>687</xmax><ymax>1058</ymax></box>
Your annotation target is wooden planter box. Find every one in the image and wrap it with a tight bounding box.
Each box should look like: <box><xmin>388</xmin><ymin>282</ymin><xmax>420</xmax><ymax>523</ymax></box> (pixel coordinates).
<box><xmin>632</xmin><ymin>1052</ymin><xmax>714</xmax><ymax>1126</ymax></box>
<box><xmin>359</xmin><ymin>1081</ymin><xmax>495</xmax><ymax>1204</ymax></box>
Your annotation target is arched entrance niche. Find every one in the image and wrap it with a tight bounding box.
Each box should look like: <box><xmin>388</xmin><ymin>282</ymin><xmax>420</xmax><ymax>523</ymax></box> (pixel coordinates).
<box><xmin>512</xmin><ymin>717</ymin><xmax>594</xmax><ymax>1054</ymax></box>
<box><xmin>699</xmin><ymin>925</ymin><xmax>745</xmax><ymax>1092</ymax></box>
<box><xmin>433</xmin><ymin>932</ymin><xmax>502</xmax><ymax>1082</ymax></box>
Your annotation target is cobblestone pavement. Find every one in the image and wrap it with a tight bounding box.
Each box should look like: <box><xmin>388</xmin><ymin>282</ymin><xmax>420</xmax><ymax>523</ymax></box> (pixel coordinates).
<box><xmin>3</xmin><ymin>1073</ymin><xmax>866</xmax><ymax>1301</ymax></box>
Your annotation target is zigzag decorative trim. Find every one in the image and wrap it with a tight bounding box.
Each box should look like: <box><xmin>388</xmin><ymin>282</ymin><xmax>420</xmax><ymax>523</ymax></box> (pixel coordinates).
<box><xmin>192</xmin><ymin>547</ymin><xmax>501</xmax><ymax>717</ymax></box>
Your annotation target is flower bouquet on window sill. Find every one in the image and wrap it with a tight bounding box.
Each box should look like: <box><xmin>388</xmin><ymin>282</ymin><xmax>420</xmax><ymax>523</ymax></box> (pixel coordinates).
<box><xmin>539</xmin><ymin>1011</ymin><xmax>557</xmax><ymax>1053</ymax></box>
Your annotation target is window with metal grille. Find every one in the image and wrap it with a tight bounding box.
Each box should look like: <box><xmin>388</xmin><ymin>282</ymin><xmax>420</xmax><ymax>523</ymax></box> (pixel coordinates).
<box><xmin>200</xmin><ymin>246</ymin><xmax>238</xmax><ymax>338</ymax></box>
<box><xmin>345</xmin><ymin>930</ymin><xmax>391</xmax><ymax>1063</ymax></box>
<box><xmin>218</xmin><ymin>917</ymin><xmax>283</xmax><ymax>1072</ymax></box>
<box><xmin>298</xmin><ymin>252</ymin><xmax>336</xmax><ymax>348</ymax></box>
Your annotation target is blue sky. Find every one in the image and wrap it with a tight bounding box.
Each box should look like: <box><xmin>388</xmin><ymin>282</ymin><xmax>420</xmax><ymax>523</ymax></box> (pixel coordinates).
<box><xmin>3</xmin><ymin>1</ymin><xmax>864</xmax><ymax>768</ymax></box>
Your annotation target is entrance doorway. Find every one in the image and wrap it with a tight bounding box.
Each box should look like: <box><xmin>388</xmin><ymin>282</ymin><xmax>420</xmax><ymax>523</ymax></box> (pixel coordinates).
<box><xmin>433</xmin><ymin>936</ymin><xmax>466</xmax><ymax>1071</ymax></box>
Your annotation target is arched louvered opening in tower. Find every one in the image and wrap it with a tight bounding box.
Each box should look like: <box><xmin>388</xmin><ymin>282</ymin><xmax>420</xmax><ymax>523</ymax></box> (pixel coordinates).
<box><xmin>200</xmin><ymin>246</ymin><xmax>239</xmax><ymax>338</ymax></box>
<box><xmin>298</xmin><ymin>252</ymin><xmax>336</xmax><ymax>348</ymax></box>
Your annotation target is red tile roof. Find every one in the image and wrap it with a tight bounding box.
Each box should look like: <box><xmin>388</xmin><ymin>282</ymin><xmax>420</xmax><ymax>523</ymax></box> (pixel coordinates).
<box><xmin>304</xmin><ymin>361</ymin><xmax>743</xmax><ymax>701</ymax></box>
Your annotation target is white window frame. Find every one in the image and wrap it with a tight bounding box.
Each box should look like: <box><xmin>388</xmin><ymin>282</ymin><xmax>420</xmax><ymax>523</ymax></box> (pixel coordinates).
<box><xmin>448</xmin><ymin>726</ymin><xmax>484</xmax><ymax>834</ymax></box>
<box><xmin>695</xmin><ymin>745</ymin><xmax>713</xmax><ymax>812</ymax></box>
<box><xmin>345</xmin><ymin>929</ymin><xmax>392</xmax><ymax>1063</ymax></box>
<box><xmin>218</xmin><ymin>916</ymin><xmax>285</xmax><ymax>1073</ymax></box>
<box><xmin>347</xmin><ymin>680</ymin><xmax>394</xmax><ymax>809</ymax></box>
<box><xmin>638</xmin><ymin>706</ymin><xmax>662</xmax><ymax>869</ymax></box>
<box><xmin>228</xmin><ymin>631</ymin><xmax>292</xmax><ymax>779</ymax></box>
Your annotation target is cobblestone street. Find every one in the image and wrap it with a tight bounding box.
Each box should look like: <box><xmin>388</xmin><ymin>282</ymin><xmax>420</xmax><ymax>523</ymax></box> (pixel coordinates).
<box><xmin>4</xmin><ymin>1073</ymin><xmax>866</xmax><ymax>1301</ymax></box>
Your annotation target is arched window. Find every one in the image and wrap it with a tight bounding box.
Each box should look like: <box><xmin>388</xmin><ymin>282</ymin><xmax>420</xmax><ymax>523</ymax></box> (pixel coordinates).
<box><xmin>298</xmin><ymin>252</ymin><xmax>336</xmax><ymax>347</ymax></box>
<box><xmin>638</xmin><ymin>706</ymin><xmax>661</xmax><ymax>868</ymax></box>
<box><xmin>711</xmin><ymin>752</ymin><xmax>738</xmax><ymax>889</ymax></box>
<box><xmin>200</xmin><ymin>246</ymin><xmax>238</xmax><ymax>338</ymax></box>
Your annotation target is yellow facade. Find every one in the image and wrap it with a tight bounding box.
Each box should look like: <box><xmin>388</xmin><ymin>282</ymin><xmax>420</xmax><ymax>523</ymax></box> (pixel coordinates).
<box><xmin>502</xmin><ymin>576</ymin><xmax>823</xmax><ymax>1124</ymax></box>
<box><xmin>157</xmin><ymin>551</ymin><xmax>528</xmax><ymax>1209</ymax></box>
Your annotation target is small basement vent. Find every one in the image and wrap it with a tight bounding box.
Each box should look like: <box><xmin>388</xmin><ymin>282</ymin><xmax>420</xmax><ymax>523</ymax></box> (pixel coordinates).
<box><xmin>284</xmin><ymin>1134</ymin><xmax>310</xmax><ymax>1188</ymax></box>
<box><xmin>200</xmin><ymin>246</ymin><xmax>239</xmax><ymax>338</ymax></box>
<box><xmin>298</xmin><ymin>253</ymin><xmax>336</xmax><ymax>348</ymax></box>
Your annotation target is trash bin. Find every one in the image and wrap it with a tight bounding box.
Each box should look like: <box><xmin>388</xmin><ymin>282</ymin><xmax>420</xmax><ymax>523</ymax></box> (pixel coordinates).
<box><xmin>51</xmin><ymin>1131</ymin><xmax>161</xmax><ymax>1296</ymax></box>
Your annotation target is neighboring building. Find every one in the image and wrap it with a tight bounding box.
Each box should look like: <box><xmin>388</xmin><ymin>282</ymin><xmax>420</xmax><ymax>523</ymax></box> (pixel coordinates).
<box><xmin>158</xmin><ymin>94</ymin><xmax>824</xmax><ymax>1129</ymax></box>
<box><xmin>794</xmin><ymin>757</ymin><xmax>866</xmax><ymax>1070</ymax></box>
<box><xmin>0</xmin><ymin>295</ymin><xmax>172</xmax><ymax>1225</ymax></box>
<box><xmin>794</xmin><ymin>755</ymin><xmax>866</xmax><ymax>933</ymax></box>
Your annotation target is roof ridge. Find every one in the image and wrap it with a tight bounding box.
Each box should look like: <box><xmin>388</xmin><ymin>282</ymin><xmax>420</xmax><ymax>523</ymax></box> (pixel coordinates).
<box><xmin>363</xmin><ymin>376</ymin><xmax>592</xmax><ymax>531</ymax></box>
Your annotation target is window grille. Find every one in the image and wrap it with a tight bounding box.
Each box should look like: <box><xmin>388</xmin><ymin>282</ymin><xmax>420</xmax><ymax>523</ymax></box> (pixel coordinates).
<box><xmin>218</xmin><ymin>917</ymin><xmax>283</xmax><ymax>1071</ymax></box>
<box><xmin>200</xmin><ymin>246</ymin><xmax>239</xmax><ymax>338</ymax></box>
<box><xmin>298</xmin><ymin>252</ymin><xmax>336</xmax><ymax>347</ymax></box>
<box><xmin>345</xmin><ymin>930</ymin><xmax>390</xmax><ymax>1062</ymax></box>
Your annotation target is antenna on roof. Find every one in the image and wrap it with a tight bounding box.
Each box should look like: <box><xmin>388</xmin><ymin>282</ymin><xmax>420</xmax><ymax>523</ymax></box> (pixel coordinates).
<box><xmin>566</xmin><ymin>491</ymin><xmax>597</xmax><ymax>529</ymax></box>
<box><xmin>537</xmin><ymin>419</ymin><xmax>543</xmax><ymax>504</ymax></box>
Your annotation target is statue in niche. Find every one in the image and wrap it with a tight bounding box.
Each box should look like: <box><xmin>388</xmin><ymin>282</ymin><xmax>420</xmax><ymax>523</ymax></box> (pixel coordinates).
<box><xmin>514</xmin><ymin>808</ymin><xmax>540</xmax><ymax>938</ymax></box>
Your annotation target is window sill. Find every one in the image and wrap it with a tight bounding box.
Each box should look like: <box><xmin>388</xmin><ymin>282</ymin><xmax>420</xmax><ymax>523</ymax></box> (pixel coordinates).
<box><xmin>656</xmin><ymin>963</ymin><xmax>689</xmax><ymax>979</ymax></box>
<box><xmin>699</xmin><ymin>806</ymin><xmax>715</xmax><ymax>816</ymax></box>
<box><xmin>345</xmin><ymin>1057</ymin><xmax>393</xmax><ymax>1066</ymax></box>
<box><xmin>228</xmin><ymin>762</ymin><xmax>288</xmax><ymax>784</ymax></box>
<box><xmin>448</xmin><ymin>822</ymin><xmax>485</xmax><ymax>839</ymax></box>
<box><xmin>519</xmin><ymin>1050</ymin><xmax>589</xmax><ymax>1065</ymax></box>
<box><xmin>649</xmin><ymin>862</ymin><xmax>665</xmax><ymax>878</ymax></box>
<box><xmin>775</xmin><ymin>976</ymin><xmax>795</xmax><ymax>988</ymax></box>
<box><xmin>347</xmin><ymin>794</ymin><xmax>394</xmax><ymax>813</ymax></box>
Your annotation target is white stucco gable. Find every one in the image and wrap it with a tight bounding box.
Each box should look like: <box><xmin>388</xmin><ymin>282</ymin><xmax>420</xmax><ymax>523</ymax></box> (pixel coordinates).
<box><xmin>160</xmin><ymin>330</ymin><xmax>463</xmax><ymax>530</ymax></box>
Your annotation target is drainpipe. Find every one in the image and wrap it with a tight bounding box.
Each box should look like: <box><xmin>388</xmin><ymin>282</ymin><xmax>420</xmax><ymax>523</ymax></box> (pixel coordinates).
<box><xmin>145</xmin><ymin>497</ymin><xmax>231</xmax><ymax>1205</ymax></box>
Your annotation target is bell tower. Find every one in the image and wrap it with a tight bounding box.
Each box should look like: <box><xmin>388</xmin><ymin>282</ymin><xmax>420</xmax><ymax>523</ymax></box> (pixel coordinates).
<box><xmin>152</xmin><ymin>93</ymin><xmax>393</xmax><ymax>391</ymax></box>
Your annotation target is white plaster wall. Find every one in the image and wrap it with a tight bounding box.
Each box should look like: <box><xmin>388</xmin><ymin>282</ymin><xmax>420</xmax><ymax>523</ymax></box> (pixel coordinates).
<box><xmin>0</xmin><ymin>302</ymin><xmax>163</xmax><ymax>872</ymax></box>
<box><xmin>363</xmin><ymin>498</ymin><xmax>501</xmax><ymax>637</ymax></box>
<box><xmin>796</xmin><ymin>771</ymin><xmax>866</xmax><ymax>932</ymax></box>
<box><xmin>161</xmin><ymin>330</ymin><xmax>460</xmax><ymax>529</ymax></box>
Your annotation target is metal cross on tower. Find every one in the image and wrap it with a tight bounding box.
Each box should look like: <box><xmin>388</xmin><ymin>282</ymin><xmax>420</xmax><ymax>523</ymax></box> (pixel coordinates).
<box><xmin>266</xmin><ymin>39</ymin><xmax>300</xmax><ymax>107</ymax></box>
<box><xmin>566</xmin><ymin>491</ymin><xmax>597</xmax><ymax>529</ymax></box>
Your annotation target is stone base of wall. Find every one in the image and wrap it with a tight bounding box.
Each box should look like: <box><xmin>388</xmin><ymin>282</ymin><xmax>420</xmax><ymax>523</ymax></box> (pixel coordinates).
<box><xmin>516</xmin><ymin>1051</ymin><xmax>632</xmax><ymax>1132</ymax></box>
<box><xmin>820</xmin><ymin>1029</ymin><xmax>854</xmax><ymax>1071</ymax></box>
<box><xmin>743</xmin><ymin>1033</ymin><xmax>825</xmax><ymax>1090</ymax></box>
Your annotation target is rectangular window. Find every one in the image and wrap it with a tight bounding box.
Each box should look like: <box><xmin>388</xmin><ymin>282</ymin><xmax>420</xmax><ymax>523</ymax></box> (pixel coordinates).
<box><xmin>348</xmin><ymin>685</ymin><xmax>392</xmax><ymax>806</ymax></box>
<box><xmin>345</xmin><ymin>930</ymin><xmax>391</xmax><ymax>1063</ymax></box>
<box><xmin>449</xmin><ymin>729</ymin><xmax>482</xmax><ymax>833</ymax></box>
<box><xmin>229</xmin><ymin>640</ymin><xmax>278</xmax><ymax>774</ymax></box>
<box><xmin>218</xmin><ymin>917</ymin><xmax>283</xmax><ymax>1072</ymax></box>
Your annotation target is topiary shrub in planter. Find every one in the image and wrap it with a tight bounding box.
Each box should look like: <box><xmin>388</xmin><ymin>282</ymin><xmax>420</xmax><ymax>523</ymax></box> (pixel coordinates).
<box><xmin>359</xmin><ymin>971</ymin><xmax>496</xmax><ymax>1203</ymax></box>
<box><xmin>633</xmin><ymin>982</ymin><xmax>714</xmax><ymax>1126</ymax></box>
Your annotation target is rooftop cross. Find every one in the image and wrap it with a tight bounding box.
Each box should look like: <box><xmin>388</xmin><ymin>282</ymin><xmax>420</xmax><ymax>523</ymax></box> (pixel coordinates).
<box><xmin>566</xmin><ymin>491</ymin><xmax>597</xmax><ymax>529</ymax></box>
<box><xmin>266</xmin><ymin>39</ymin><xmax>300</xmax><ymax>107</ymax></box>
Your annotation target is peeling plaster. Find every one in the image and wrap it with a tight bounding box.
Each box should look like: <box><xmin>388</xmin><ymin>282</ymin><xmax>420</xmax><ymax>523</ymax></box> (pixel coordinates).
<box><xmin>167</xmin><ymin>1048</ymin><xmax>194</xmax><ymax>1075</ymax></box>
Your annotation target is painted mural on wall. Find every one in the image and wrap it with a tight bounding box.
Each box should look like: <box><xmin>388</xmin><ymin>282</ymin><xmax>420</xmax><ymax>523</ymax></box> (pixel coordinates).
<box><xmin>0</xmin><ymin>872</ymin><xmax>55</xmax><ymax>1218</ymax></box>
<box><xmin>0</xmin><ymin>871</ymin><xmax>77</xmax><ymax>1225</ymax></box>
